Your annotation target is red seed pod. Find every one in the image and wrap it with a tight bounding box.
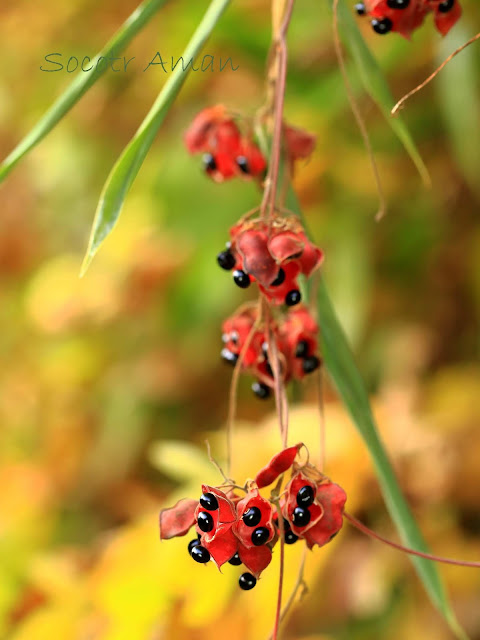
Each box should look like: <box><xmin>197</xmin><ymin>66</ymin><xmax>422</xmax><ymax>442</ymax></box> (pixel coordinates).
<box><xmin>233</xmin><ymin>489</ymin><xmax>275</xmax><ymax>577</ymax></box>
<box><xmin>359</xmin><ymin>0</ymin><xmax>461</xmax><ymax>38</ymax></box>
<box><xmin>255</xmin><ymin>443</ymin><xmax>304</xmax><ymax>488</ymax></box>
<box><xmin>221</xmin><ymin>308</ymin><xmax>266</xmax><ymax>368</ymax></box>
<box><xmin>432</xmin><ymin>0</ymin><xmax>461</xmax><ymax>36</ymax></box>
<box><xmin>284</xmin><ymin>124</ymin><xmax>316</xmax><ymax>164</ymax></box>
<box><xmin>195</xmin><ymin>485</ymin><xmax>238</xmax><ymax>568</ymax></box>
<box><xmin>224</xmin><ymin>217</ymin><xmax>323</xmax><ymax>306</ymax></box>
<box><xmin>159</xmin><ymin>498</ymin><xmax>197</xmax><ymax>539</ymax></box>
<box><xmin>282</xmin><ymin>306</ymin><xmax>321</xmax><ymax>380</ymax></box>
<box><xmin>184</xmin><ymin>105</ymin><xmax>266</xmax><ymax>182</ymax></box>
<box><xmin>282</xmin><ymin>471</ymin><xmax>347</xmax><ymax>549</ymax></box>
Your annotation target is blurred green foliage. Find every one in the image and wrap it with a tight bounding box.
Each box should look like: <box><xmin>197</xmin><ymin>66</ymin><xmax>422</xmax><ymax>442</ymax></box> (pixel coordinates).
<box><xmin>0</xmin><ymin>1</ymin><xmax>480</xmax><ymax>639</ymax></box>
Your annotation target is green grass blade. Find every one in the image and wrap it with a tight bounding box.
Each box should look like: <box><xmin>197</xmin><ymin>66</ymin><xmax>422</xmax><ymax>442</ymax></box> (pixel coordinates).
<box><xmin>80</xmin><ymin>0</ymin><xmax>231</xmax><ymax>276</ymax></box>
<box><xmin>329</xmin><ymin>0</ymin><xmax>430</xmax><ymax>186</ymax></box>
<box><xmin>317</xmin><ymin>277</ymin><xmax>468</xmax><ymax>640</ymax></box>
<box><xmin>0</xmin><ymin>0</ymin><xmax>170</xmax><ymax>183</ymax></box>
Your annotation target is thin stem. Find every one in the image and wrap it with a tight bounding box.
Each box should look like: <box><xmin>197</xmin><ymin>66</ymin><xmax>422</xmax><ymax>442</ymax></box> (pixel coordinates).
<box><xmin>272</xmin><ymin>502</ymin><xmax>286</xmax><ymax>640</ymax></box>
<box><xmin>226</xmin><ymin>307</ymin><xmax>262</xmax><ymax>477</ymax></box>
<box><xmin>392</xmin><ymin>32</ymin><xmax>480</xmax><ymax>117</ymax></box>
<box><xmin>264</xmin><ymin>300</ymin><xmax>289</xmax><ymax>447</ymax></box>
<box><xmin>260</xmin><ymin>0</ymin><xmax>296</xmax><ymax>221</ymax></box>
<box><xmin>268</xmin><ymin>545</ymin><xmax>308</xmax><ymax>640</ymax></box>
<box><xmin>315</xmin><ymin>367</ymin><xmax>326</xmax><ymax>472</ymax></box>
<box><xmin>345</xmin><ymin>512</ymin><xmax>480</xmax><ymax>568</ymax></box>
<box><xmin>332</xmin><ymin>0</ymin><xmax>386</xmax><ymax>221</ymax></box>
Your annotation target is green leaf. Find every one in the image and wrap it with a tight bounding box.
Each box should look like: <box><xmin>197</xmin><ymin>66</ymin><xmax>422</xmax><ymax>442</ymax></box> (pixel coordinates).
<box><xmin>80</xmin><ymin>0</ymin><xmax>231</xmax><ymax>275</ymax></box>
<box><xmin>284</xmin><ymin>184</ymin><xmax>467</xmax><ymax>638</ymax></box>
<box><xmin>317</xmin><ymin>277</ymin><xmax>468</xmax><ymax>640</ymax></box>
<box><xmin>0</xmin><ymin>0</ymin><xmax>171</xmax><ymax>183</ymax></box>
<box><xmin>329</xmin><ymin>0</ymin><xmax>430</xmax><ymax>186</ymax></box>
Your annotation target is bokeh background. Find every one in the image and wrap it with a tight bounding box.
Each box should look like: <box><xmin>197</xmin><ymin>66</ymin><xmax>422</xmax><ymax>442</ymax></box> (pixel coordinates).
<box><xmin>1</xmin><ymin>0</ymin><xmax>480</xmax><ymax>638</ymax></box>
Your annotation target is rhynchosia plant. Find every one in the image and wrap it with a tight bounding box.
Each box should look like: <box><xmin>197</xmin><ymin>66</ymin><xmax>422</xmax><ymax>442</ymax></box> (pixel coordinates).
<box><xmin>1</xmin><ymin>0</ymin><xmax>480</xmax><ymax>638</ymax></box>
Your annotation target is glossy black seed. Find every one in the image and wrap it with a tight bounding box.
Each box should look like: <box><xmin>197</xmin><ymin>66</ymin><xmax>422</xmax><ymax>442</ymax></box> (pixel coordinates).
<box><xmin>233</xmin><ymin>270</ymin><xmax>251</xmax><ymax>288</ymax></box>
<box><xmin>295</xmin><ymin>340</ymin><xmax>309</xmax><ymax>358</ymax></box>
<box><xmin>236</xmin><ymin>156</ymin><xmax>250</xmax><ymax>174</ymax></box>
<box><xmin>217</xmin><ymin>249</ymin><xmax>236</xmax><ymax>270</ymax></box>
<box><xmin>303</xmin><ymin>355</ymin><xmax>320</xmax><ymax>374</ymax></box>
<box><xmin>371</xmin><ymin>17</ymin><xmax>393</xmax><ymax>34</ymax></box>
<box><xmin>285</xmin><ymin>289</ymin><xmax>301</xmax><ymax>306</ymax></box>
<box><xmin>438</xmin><ymin>0</ymin><xmax>454</xmax><ymax>11</ymax></box>
<box><xmin>239</xmin><ymin>572</ymin><xmax>256</xmax><ymax>590</ymax></box>
<box><xmin>265</xmin><ymin>361</ymin><xmax>273</xmax><ymax>377</ymax></box>
<box><xmin>200</xmin><ymin>492</ymin><xmax>219</xmax><ymax>511</ymax></box>
<box><xmin>355</xmin><ymin>2</ymin><xmax>366</xmax><ymax>14</ymax></box>
<box><xmin>197</xmin><ymin>511</ymin><xmax>214</xmax><ymax>533</ymax></box>
<box><xmin>270</xmin><ymin>268</ymin><xmax>286</xmax><ymax>287</ymax></box>
<box><xmin>203</xmin><ymin>153</ymin><xmax>216</xmax><ymax>171</ymax></box>
<box><xmin>285</xmin><ymin>530</ymin><xmax>299</xmax><ymax>545</ymax></box>
<box><xmin>252</xmin><ymin>527</ymin><xmax>270</xmax><ymax>546</ymax></box>
<box><xmin>243</xmin><ymin>506</ymin><xmax>262</xmax><ymax>527</ymax></box>
<box><xmin>191</xmin><ymin>545</ymin><xmax>211</xmax><ymax>563</ymax></box>
<box><xmin>297</xmin><ymin>485</ymin><xmax>315</xmax><ymax>507</ymax></box>
<box><xmin>230</xmin><ymin>331</ymin><xmax>239</xmax><ymax>345</ymax></box>
<box><xmin>292</xmin><ymin>507</ymin><xmax>311</xmax><ymax>527</ymax></box>
<box><xmin>228</xmin><ymin>552</ymin><xmax>242</xmax><ymax>566</ymax></box>
<box><xmin>188</xmin><ymin>538</ymin><xmax>201</xmax><ymax>555</ymax></box>
<box><xmin>252</xmin><ymin>381</ymin><xmax>271</xmax><ymax>399</ymax></box>
<box><xmin>221</xmin><ymin>348</ymin><xmax>238</xmax><ymax>366</ymax></box>
<box><xmin>387</xmin><ymin>0</ymin><xmax>409</xmax><ymax>8</ymax></box>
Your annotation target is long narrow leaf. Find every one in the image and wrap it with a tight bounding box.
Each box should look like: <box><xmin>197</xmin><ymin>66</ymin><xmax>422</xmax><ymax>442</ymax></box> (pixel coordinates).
<box><xmin>317</xmin><ymin>278</ymin><xmax>467</xmax><ymax>639</ymax></box>
<box><xmin>80</xmin><ymin>0</ymin><xmax>231</xmax><ymax>275</ymax></box>
<box><xmin>329</xmin><ymin>0</ymin><xmax>430</xmax><ymax>186</ymax></box>
<box><xmin>0</xmin><ymin>0</ymin><xmax>170</xmax><ymax>183</ymax></box>
<box><xmin>284</xmin><ymin>185</ymin><xmax>467</xmax><ymax>638</ymax></box>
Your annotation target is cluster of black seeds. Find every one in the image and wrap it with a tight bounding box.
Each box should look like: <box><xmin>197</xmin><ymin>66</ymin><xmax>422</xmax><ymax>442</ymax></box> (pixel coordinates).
<box><xmin>187</xmin><ymin>492</ymin><xmax>258</xmax><ymax>590</ymax></box>
<box><xmin>355</xmin><ymin>0</ymin><xmax>455</xmax><ymax>35</ymax></box>
<box><xmin>295</xmin><ymin>339</ymin><xmax>321</xmax><ymax>375</ymax></box>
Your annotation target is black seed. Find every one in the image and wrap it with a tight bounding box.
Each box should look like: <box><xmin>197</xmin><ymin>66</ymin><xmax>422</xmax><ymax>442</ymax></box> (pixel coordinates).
<box><xmin>261</xmin><ymin>341</ymin><xmax>268</xmax><ymax>355</ymax></box>
<box><xmin>217</xmin><ymin>249</ymin><xmax>236</xmax><ymax>270</ymax></box>
<box><xmin>197</xmin><ymin>511</ymin><xmax>214</xmax><ymax>533</ymax></box>
<box><xmin>202</xmin><ymin>153</ymin><xmax>216</xmax><ymax>171</ymax></box>
<box><xmin>371</xmin><ymin>17</ymin><xmax>393</xmax><ymax>34</ymax></box>
<box><xmin>285</xmin><ymin>530</ymin><xmax>299</xmax><ymax>545</ymax></box>
<box><xmin>236</xmin><ymin>156</ymin><xmax>250</xmax><ymax>174</ymax></box>
<box><xmin>230</xmin><ymin>331</ymin><xmax>239</xmax><ymax>345</ymax></box>
<box><xmin>285</xmin><ymin>289</ymin><xmax>301</xmax><ymax>306</ymax></box>
<box><xmin>295</xmin><ymin>340</ymin><xmax>309</xmax><ymax>358</ymax></box>
<box><xmin>329</xmin><ymin>531</ymin><xmax>339</xmax><ymax>542</ymax></box>
<box><xmin>270</xmin><ymin>268</ymin><xmax>286</xmax><ymax>287</ymax></box>
<box><xmin>297</xmin><ymin>485</ymin><xmax>315</xmax><ymax>507</ymax></box>
<box><xmin>233</xmin><ymin>270</ymin><xmax>251</xmax><ymax>289</ymax></box>
<box><xmin>438</xmin><ymin>0</ymin><xmax>454</xmax><ymax>11</ymax></box>
<box><xmin>188</xmin><ymin>538</ymin><xmax>201</xmax><ymax>555</ymax></box>
<box><xmin>252</xmin><ymin>527</ymin><xmax>270</xmax><ymax>546</ymax></box>
<box><xmin>243</xmin><ymin>506</ymin><xmax>262</xmax><ymax>527</ymax></box>
<box><xmin>200</xmin><ymin>492</ymin><xmax>219</xmax><ymax>511</ymax></box>
<box><xmin>191</xmin><ymin>545</ymin><xmax>211</xmax><ymax>563</ymax></box>
<box><xmin>265</xmin><ymin>361</ymin><xmax>273</xmax><ymax>377</ymax></box>
<box><xmin>303</xmin><ymin>355</ymin><xmax>320</xmax><ymax>374</ymax></box>
<box><xmin>292</xmin><ymin>507</ymin><xmax>311</xmax><ymax>527</ymax></box>
<box><xmin>221</xmin><ymin>348</ymin><xmax>238</xmax><ymax>366</ymax></box>
<box><xmin>228</xmin><ymin>552</ymin><xmax>242</xmax><ymax>566</ymax></box>
<box><xmin>252</xmin><ymin>381</ymin><xmax>271</xmax><ymax>399</ymax></box>
<box><xmin>387</xmin><ymin>0</ymin><xmax>410</xmax><ymax>8</ymax></box>
<box><xmin>355</xmin><ymin>2</ymin><xmax>366</xmax><ymax>14</ymax></box>
<box><xmin>239</xmin><ymin>572</ymin><xmax>256</xmax><ymax>590</ymax></box>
